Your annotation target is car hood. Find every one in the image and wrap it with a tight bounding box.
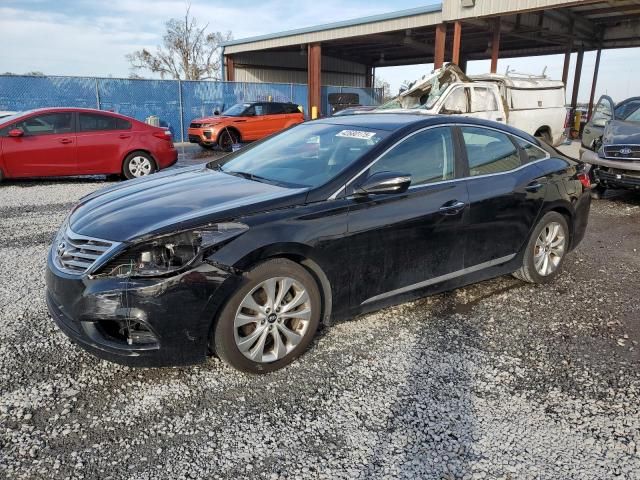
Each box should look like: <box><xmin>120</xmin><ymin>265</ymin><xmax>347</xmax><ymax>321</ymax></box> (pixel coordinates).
<box><xmin>602</xmin><ymin>119</ymin><xmax>640</xmax><ymax>145</ymax></box>
<box><xmin>69</xmin><ymin>166</ymin><xmax>307</xmax><ymax>242</ymax></box>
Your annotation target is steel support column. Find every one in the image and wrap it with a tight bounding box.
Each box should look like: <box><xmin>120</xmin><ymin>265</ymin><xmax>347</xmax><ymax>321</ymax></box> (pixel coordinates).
<box><xmin>226</xmin><ymin>56</ymin><xmax>235</xmax><ymax>82</ymax></box>
<box><xmin>365</xmin><ymin>66</ymin><xmax>373</xmax><ymax>88</ymax></box>
<box><xmin>570</xmin><ymin>48</ymin><xmax>584</xmax><ymax>114</ymax></box>
<box><xmin>452</xmin><ymin>21</ymin><xmax>462</xmax><ymax>65</ymax></box>
<box><xmin>562</xmin><ymin>20</ymin><xmax>574</xmax><ymax>85</ymax></box>
<box><xmin>434</xmin><ymin>23</ymin><xmax>446</xmax><ymax>69</ymax></box>
<box><xmin>308</xmin><ymin>43</ymin><xmax>322</xmax><ymax>118</ymax></box>
<box><xmin>588</xmin><ymin>48</ymin><xmax>602</xmax><ymax>119</ymax></box>
<box><xmin>490</xmin><ymin>18</ymin><xmax>501</xmax><ymax>74</ymax></box>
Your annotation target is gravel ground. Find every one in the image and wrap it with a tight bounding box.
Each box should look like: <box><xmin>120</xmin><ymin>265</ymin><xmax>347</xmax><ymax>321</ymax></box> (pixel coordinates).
<box><xmin>1</xmin><ymin>146</ymin><xmax>639</xmax><ymax>479</ymax></box>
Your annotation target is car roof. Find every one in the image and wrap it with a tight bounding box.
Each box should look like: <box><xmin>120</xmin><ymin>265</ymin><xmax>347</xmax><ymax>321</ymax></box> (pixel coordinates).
<box><xmin>312</xmin><ymin>112</ymin><xmax>538</xmax><ymax>141</ymax></box>
<box><xmin>9</xmin><ymin>107</ymin><xmax>139</xmax><ymax>121</ymax></box>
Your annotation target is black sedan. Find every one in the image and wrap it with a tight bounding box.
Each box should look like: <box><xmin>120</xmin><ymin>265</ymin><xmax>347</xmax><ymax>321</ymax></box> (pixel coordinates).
<box><xmin>46</xmin><ymin>114</ymin><xmax>592</xmax><ymax>373</ymax></box>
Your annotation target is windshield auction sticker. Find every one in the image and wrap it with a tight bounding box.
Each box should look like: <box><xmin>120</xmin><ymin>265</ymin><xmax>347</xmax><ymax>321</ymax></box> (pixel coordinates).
<box><xmin>336</xmin><ymin>130</ymin><xmax>377</xmax><ymax>140</ymax></box>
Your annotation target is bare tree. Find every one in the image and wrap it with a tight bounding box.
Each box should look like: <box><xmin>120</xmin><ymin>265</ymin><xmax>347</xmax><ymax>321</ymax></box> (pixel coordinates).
<box><xmin>127</xmin><ymin>4</ymin><xmax>232</xmax><ymax>80</ymax></box>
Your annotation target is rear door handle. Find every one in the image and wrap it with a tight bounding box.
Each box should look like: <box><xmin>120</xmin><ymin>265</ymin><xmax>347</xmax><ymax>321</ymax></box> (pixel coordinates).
<box><xmin>525</xmin><ymin>181</ymin><xmax>544</xmax><ymax>192</ymax></box>
<box><xmin>439</xmin><ymin>200</ymin><xmax>466</xmax><ymax>215</ymax></box>
<box><xmin>59</xmin><ymin>138</ymin><xmax>73</xmax><ymax>144</ymax></box>
<box><xmin>119</xmin><ymin>134</ymin><xmax>131</xmax><ymax>139</ymax></box>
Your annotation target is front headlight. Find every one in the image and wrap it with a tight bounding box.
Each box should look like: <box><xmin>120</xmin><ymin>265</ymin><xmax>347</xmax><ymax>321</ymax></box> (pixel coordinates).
<box><xmin>201</xmin><ymin>123</ymin><xmax>219</xmax><ymax>128</ymax></box>
<box><xmin>99</xmin><ymin>222</ymin><xmax>248</xmax><ymax>278</ymax></box>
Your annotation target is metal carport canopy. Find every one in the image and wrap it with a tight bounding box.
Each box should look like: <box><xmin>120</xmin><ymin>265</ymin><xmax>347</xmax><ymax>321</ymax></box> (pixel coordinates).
<box><xmin>221</xmin><ymin>0</ymin><xmax>640</xmax><ymax>115</ymax></box>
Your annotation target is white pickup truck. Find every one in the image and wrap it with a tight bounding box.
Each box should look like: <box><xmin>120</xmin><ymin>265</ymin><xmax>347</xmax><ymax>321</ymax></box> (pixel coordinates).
<box><xmin>377</xmin><ymin>64</ymin><xmax>567</xmax><ymax>145</ymax></box>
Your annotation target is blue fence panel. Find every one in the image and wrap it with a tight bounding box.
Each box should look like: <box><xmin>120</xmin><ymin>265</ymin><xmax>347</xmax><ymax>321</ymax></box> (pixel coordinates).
<box><xmin>97</xmin><ymin>78</ymin><xmax>181</xmax><ymax>140</ymax></box>
<box><xmin>0</xmin><ymin>76</ymin><xmax>97</xmax><ymax>111</ymax></box>
<box><xmin>0</xmin><ymin>75</ymin><xmax>382</xmax><ymax>141</ymax></box>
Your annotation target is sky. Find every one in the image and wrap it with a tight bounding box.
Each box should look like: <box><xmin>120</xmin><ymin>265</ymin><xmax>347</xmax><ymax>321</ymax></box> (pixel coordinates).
<box><xmin>1</xmin><ymin>0</ymin><xmax>638</xmax><ymax>103</ymax></box>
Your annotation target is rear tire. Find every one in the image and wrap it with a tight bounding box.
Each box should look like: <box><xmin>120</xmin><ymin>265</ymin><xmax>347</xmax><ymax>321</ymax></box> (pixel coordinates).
<box><xmin>213</xmin><ymin>258</ymin><xmax>321</xmax><ymax>374</ymax></box>
<box><xmin>123</xmin><ymin>152</ymin><xmax>156</xmax><ymax>180</ymax></box>
<box><xmin>513</xmin><ymin>212</ymin><xmax>569</xmax><ymax>284</ymax></box>
<box><xmin>535</xmin><ymin>130</ymin><xmax>552</xmax><ymax>145</ymax></box>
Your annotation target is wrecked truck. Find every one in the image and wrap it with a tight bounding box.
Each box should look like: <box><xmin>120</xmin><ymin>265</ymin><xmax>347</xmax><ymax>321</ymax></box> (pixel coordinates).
<box><xmin>377</xmin><ymin>64</ymin><xmax>567</xmax><ymax>145</ymax></box>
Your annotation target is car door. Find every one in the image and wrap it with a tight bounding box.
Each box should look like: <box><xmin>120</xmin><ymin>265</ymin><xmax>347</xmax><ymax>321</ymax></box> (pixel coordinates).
<box><xmin>76</xmin><ymin>112</ymin><xmax>133</xmax><ymax>174</ymax></box>
<box><xmin>582</xmin><ymin>95</ymin><xmax>615</xmax><ymax>151</ymax></box>
<box><xmin>239</xmin><ymin>104</ymin><xmax>269</xmax><ymax>140</ymax></box>
<box><xmin>459</xmin><ymin>125</ymin><xmax>547</xmax><ymax>268</ymax></box>
<box><xmin>344</xmin><ymin>126</ymin><xmax>468</xmax><ymax>307</ymax></box>
<box><xmin>1</xmin><ymin>111</ymin><xmax>77</xmax><ymax>177</ymax></box>
<box><xmin>471</xmin><ymin>86</ymin><xmax>505</xmax><ymax>123</ymax></box>
<box><xmin>264</xmin><ymin>103</ymin><xmax>288</xmax><ymax>135</ymax></box>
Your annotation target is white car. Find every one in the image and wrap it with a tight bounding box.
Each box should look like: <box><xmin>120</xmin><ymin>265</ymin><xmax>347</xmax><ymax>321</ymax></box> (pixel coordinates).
<box><xmin>377</xmin><ymin>64</ymin><xmax>567</xmax><ymax>145</ymax></box>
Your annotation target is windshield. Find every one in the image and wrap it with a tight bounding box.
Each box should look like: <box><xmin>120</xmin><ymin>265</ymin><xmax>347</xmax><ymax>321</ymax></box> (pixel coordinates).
<box><xmin>213</xmin><ymin>123</ymin><xmax>388</xmax><ymax>188</ymax></box>
<box><xmin>615</xmin><ymin>101</ymin><xmax>640</xmax><ymax>122</ymax></box>
<box><xmin>222</xmin><ymin>103</ymin><xmax>250</xmax><ymax>117</ymax></box>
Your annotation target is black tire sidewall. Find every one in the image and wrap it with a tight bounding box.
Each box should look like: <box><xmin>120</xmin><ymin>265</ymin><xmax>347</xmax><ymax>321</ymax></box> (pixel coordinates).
<box><xmin>123</xmin><ymin>152</ymin><xmax>156</xmax><ymax>180</ymax></box>
<box><xmin>213</xmin><ymin>259</ymin><xmax>321</xmax><ymax>374</ymax></box>
<box><xmin>523</xmin><ymin>212</ymin><xmax>570</xmax><ymax>284</ymax></box>
<box><xmin>218</xmin><ymin>131</ymin><xmax>237</xmax><ymax>152</ymax></box>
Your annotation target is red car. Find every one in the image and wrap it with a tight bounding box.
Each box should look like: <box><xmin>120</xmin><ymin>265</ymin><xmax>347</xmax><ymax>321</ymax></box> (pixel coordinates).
<box><xmin>0</xmin><ymin>108</ymin><xmax>178</xmax><ymax>181</ymax></box>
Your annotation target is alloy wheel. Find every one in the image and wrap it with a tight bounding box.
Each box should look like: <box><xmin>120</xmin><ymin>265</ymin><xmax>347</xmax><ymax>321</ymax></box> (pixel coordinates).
<box><xmin>129</xmin><ymin>156</ymin><xmax>153</xmax><ymax>177</ymax></box>
<box><xmin>233</xmin><ymin>277</ymin><xmax>312</xmax><ymax>363</ymax></box>
<box><xmin>533</xmin><ymin>221</ymin><xmax>566</xmax><ymax>276</ymax></box>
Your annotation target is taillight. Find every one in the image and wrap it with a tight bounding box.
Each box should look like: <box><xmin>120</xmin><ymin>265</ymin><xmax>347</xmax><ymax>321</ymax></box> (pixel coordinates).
<box><xmin>577</xmin><ymin>172</ymin><xmax>591</xmax><ymax>189</ymax></box>
<box><xmin>153</xmin><ymin>130</ymin><xmax>173</xmax><ymax>141</ymax></box>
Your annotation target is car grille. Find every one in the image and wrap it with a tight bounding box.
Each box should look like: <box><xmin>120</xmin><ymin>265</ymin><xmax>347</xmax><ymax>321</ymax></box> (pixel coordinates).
<box><xmin>53</xmin><ymin>228</ymin><xmax>120</xmax><ymax>275</ymax></box>
<box><xmin>190</xmin><ymin>122</ymin><xmax>202</xmax><ymax>128</ymax></box>
<box><xmin>603</xmin><ymin>145</ymin><xmax>640</xmax><ymax>160</ymax></box>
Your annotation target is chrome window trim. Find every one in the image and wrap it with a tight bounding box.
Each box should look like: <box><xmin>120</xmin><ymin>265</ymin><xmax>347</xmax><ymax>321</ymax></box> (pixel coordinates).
<box><xmin>329</xmin><ymin>123</ymin><xmax>550</xmax><ymax>200</ymax></box>
<box><xmin>361</xmin><ymin>253</ymin><xmax>516</xmax><ymax>306</ymax></box>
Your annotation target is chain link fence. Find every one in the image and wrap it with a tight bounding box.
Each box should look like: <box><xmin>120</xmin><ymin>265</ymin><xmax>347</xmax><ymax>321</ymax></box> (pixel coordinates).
<box><xmin>0</xmin><ymin>75</ymin><xmax>383</xmax><ymax>142</ymax></box>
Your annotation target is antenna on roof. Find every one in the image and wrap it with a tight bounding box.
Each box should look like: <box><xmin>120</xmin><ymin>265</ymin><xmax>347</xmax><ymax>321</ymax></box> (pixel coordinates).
<box><xmin>542</xmin><ymin>66</ymin><xmax>548</xmax><ymax>77</ymax></box>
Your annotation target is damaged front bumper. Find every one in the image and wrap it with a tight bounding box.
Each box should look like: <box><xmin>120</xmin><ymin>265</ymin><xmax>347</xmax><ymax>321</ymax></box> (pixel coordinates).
<box><xmin>581</xmin><ymin>149</ymin><xmax>640</xmax><ymax>190</ymax></box>
<box><xmin>45</xmin><ymin>253</ymin><xmax>242</xmax><ymax>367</ymax></box>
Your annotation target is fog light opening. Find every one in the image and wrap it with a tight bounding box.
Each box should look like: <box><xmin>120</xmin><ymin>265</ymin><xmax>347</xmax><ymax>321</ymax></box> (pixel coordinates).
<box><xmin>97</xmin><ymin>319</ymin><xmax>159</xmax><ymax>346</ymax></box>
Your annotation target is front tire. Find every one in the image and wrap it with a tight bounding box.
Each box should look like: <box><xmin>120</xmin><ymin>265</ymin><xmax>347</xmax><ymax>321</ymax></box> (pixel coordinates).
<box><xmin>123</xmin><ymin>152</ymin><xmax>156</xmax><ymax>179</ymax></box>
<box><xmin>213</xmin><ymin>258</ymin><xmax>321</xmax><ymax>374</ymax></box>
<box><xmin>217</xmin><ymin>130</ymin><xmax>239</xmax><ymax>152</ymax></box>
<box><xmin>513</xmin><ymin>212</ymin><xmax>569</xmax><ymax>284</ymax></box>
<box><xmin>590</xmin><ymin>184</ymin><xmax>606</xmax><ymax>200</ymax></box>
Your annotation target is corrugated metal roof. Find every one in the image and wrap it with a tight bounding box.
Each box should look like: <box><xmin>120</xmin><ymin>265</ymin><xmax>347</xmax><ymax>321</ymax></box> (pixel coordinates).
<box><xmin>222</xmin><ymin>3</ymin><xmax>442</xmax><ymax>47</ymax></box>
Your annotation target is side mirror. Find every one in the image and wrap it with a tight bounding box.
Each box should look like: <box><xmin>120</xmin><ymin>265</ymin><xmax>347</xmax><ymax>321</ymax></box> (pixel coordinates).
<box><xmin>593</xmin><ymin>118</ymin><xmax>608</xmax><ymax>128</ymax></box>
<box><xmin>356</xmin><ymin>171</ymin><xmax>411</xmax><ymax>196</ymax></box>
<box><xmin>8</xmin><ymin>128</ymin><xmax>24</xmax><ymax>138</ymax></box>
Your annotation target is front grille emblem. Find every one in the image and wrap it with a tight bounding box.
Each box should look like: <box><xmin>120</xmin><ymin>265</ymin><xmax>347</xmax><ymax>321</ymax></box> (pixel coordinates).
<box><xmin>619</xmin><ymin>147</ymin><xmax>633</xmax><ymax>156</ymax></box>
<box><xmin>56</xmin><ymin>241</ymin><xmax>68</xmax><ymax>258</ymax></box>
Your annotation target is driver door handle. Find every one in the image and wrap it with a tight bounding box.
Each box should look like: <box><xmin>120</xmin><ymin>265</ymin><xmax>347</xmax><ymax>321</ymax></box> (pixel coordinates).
<box><xmin>439</xmin><ymin>200</ymin><xmax>466</xmax><ymax>215</ymax></box>
<box><xmin>119</xmin><ymin>134</ymin><xmax>131</xmax><ymax>139</ymax></box>
<box><xmin>59</xmin><ymin>138</ymin><xmax>73</xmax><ymax>144</ymax></box>
<box><xmin>525</xmin><ymin>181</ymin><xmax>544</xmax><ymax>193</ymax></box>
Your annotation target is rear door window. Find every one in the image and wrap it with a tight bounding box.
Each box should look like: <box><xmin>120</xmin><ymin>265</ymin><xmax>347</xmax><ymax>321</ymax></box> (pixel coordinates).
<box><xmin>15</xmin><ymin>112</ymin><xmax>73</xmax><ymax>136</ymax></box>
<box><xmin>266</xmin><ymin>103</ymin><xmax>286</xmax><ymax>115</ymax></box>
<box><xmin>79</xmin><ymin>113</ymin><xmax>131</xmax><ymax>132</ymax></box>
<box><xmin>461</xmin><ymin>126</ymin><xmax>522</xmax><ymax>176</ymax></box>
<box><xmin>472</xmin><ymin>87</ymin><xmax>499</xmax><ymax>112</ymax></box>
<box><xmin>514</xmin><ymin>137</ymin><xmax>548</xmax><ymax>163</ymax></box>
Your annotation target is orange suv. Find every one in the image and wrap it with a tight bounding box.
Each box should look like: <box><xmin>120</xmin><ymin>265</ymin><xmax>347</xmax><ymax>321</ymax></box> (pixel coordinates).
<box><xmin>188</xmin><ymin>102</ymin><xmax>304</xmax><ymax>151</ymax></box>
